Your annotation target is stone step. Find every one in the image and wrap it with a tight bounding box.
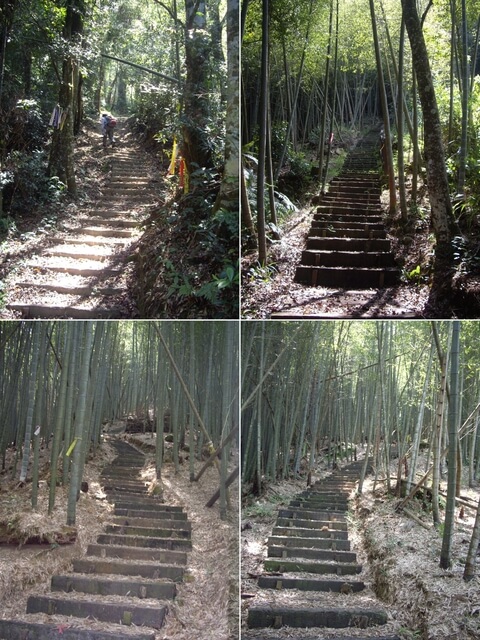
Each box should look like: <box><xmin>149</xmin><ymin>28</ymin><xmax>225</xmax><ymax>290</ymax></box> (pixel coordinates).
<box><xmin>295</xmin><ymin>265</ymin><xmax>400</xmax><ymax>288</ymax></box>
<box><xmin>106</xmin><ymin>522</ymin><xmax>191</xmax><ymax>538</ymax></box>
<box><xmin>263</xmin><ymin>558</ymin><xmax>362</xmax><ymax>575</ymax></box>
<box><xmin>114</xmin><ymin>507</ymin><xmax>188</xmax><ymax>520</ymax></box>
<box><xmin>100</xmin><ymin>469</ymin><xmax>143</xmax><ymax>478</ymax></box>
<box><xmin>112</xmin><ymin>501</ymin><xmax>184</xmax><ymax>512</ymax></box>
<box><xmin>97</xmin><ymin>533</ymin><xmax>192</xmax><ymax>550</ymax></box>
<box><xmin>86</xmin><ymin>543</ymin><xmax>187</xmax><ymax>564</ymax></box>
<box><xmin>310</xmin><ymin>227</ymin><xmax>387</xmax><ymax>239</ymax></box>
<box><xmin>247</xmin><ymin>606</ymin><xmax>387</xmax><ymax>629</ymax></box>
<box><xmin>272</xmin><ymin>526</ymin><xmax>349</xmax><ymax>540</ymax></box>
<box><xmin>72</xmin><ymin>557</ymin><xmax>184</xmax><ymax>581</ymax></box>
<box><xmin>289</xmin><ymin>501</ymin><xmax>348</xmax><ymax>513</ymax></box>
<box><xmin>15</xmin><ymin>282</ymin><xmax>124</xmax><ymax>296</ymax></box>
<box><xmin>314</xmin><ymin>212</ymin><xmax>383</xmax><ymax>224</ymax></box>
<box><xmin>268</xmin><ymin>545</ymin><xmax>357</xmax><ymax>563</ymax></box>
<box><xmin>26</xmin><ymin>595</ymin><xmax>167</xmax><ymax>629</ymax></box>
<box><xmin>296</xmin><ymin>491</ymin><xmax>351</xmax><ymax>500</ymax></box>
<box><xmin>80</xmin><ymin>226</ymin><xmax>136</xmax><ymax>237</ymax></box>
<box><xmin>268</xmin><ymin>535</ymin><xmax>351</xmax><ymax>551</ymax></box>
<box><xmin>51</xmin><ymin>573</ymin><xmax>176</xmax><ymax>600</ymax></box>
<box><xmin>47</xmin><ymin>247</ymin><xmax>113</xmax><ymax>261</ymax></box>
<box><xmin>306</xmin><ymin>237</ymin><xmax>391</xmax><ymax>252</ymax></box>
<box><xmin>108</xmin><ymin>511</ymin><xmax>191</xmax><ymax>529</ymax></box>
<box><xmin>0</xmin><ymin>620</ymin><xmax>155</xmax><ymax>640</ymax></box>
<box><xmin>276</xmin><ymin>517</ymin><xmax>348</xmax><ymax>530</ymax></box>
<box><xmin>257</xmin><ymin>575</ymin><xmax>364</xmax><ymax>592</ymax></box>
<box><xmin>311</xmin><ymin>219</ymin><xmax>384</xmax><ymax>231</ymax></box>
<box><xmin>78</xmin><ymin>217</ymin><xmax>138</xmax><ymax>228</ymax></box>
<box><xmin>6</xmin><ymin>303</ymin><xmax>124</xmax><ymax>319</ymax></box>
<box><xmin>101</xmin><ymin>481</ymin><xmax>147</xmax><ymax>491</ymax></box>
<box><xmin>301</xmin><ymin>250</ymin><xmax>397</xmax><ymax>268</ymax></box>
<box><xmin>278</xmin><ymin>508</ymin><xmax>348</xmax><ymax>520</ymax></box>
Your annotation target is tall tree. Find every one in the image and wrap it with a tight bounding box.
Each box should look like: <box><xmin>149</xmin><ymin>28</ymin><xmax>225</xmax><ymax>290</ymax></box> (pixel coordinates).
<box><xmin>48</xmin><ymin>0</ymin><xmax>86</xmax><ymax>195</ymax></box>
<box><xmin>401</xmin><ymin>0</ymin><xmax>456</xmax><ymax>314</ymax></box>
<box><xmin>182</xmin><ymin>0</ymin><xmax>214</xmax><ymax>175</ymax></box>
<box><xmin>440</xmin><ymin>321</ymin><xmax>460</xmax><ymax>569</ymax></box>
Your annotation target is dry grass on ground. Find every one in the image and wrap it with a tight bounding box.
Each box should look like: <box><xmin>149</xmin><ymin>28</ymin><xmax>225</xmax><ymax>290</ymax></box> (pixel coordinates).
<box><xmin>0</xmin><ymin>432</ymin><xmax>239</xmax><ymax>640</ymax></box>
<box><xmin>241</xmin><ymin>453</ymin><xmax>480</xmax><ymax>640</ymax></box>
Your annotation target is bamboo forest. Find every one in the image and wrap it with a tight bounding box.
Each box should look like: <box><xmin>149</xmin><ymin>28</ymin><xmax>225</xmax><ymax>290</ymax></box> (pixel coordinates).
<box><xmin>241</xmin><ymin>320</ymin><xmax>480</xmax><ymax>639</ymax></box>
<box><xmin>241</xmin><ymin>0</ymin><xmax>480</xmax><ymax>320</ymax></box>
<box><xmin>0</xmin><ymin>0</ymin><xmax>239</xmax><ymax>320</ymax></box>
<box><xmin>0</xmin><ymin>320</ymin><xmax>239</xmax><ymax>640</ymax></box>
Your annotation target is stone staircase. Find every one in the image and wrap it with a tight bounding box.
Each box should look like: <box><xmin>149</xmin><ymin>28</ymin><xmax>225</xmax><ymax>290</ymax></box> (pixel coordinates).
<box><xmin>6</xmin><ymin>141</ymin><xmax>155</xmax><ymax>319</ymax></box>
<box><xmin>243</xmin><ymin>461</ymin><xmax>400</xmax><ymax>639</ymax></box>
<box><xmin>295</xmin><ymin>130</ymin><xmax>399</xmax><ymax>290</ymax></box>
<box><xmin>0</xmin><ymin>439</ymin><xmax>190</xmax><ymax>640</ymax></box>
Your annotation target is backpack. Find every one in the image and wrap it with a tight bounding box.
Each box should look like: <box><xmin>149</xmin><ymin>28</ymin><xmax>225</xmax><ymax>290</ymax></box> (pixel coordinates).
<box><xmin>106</xmin><ymin>116</ymin><xmax>117</xmax><ymax>128</ymax></box>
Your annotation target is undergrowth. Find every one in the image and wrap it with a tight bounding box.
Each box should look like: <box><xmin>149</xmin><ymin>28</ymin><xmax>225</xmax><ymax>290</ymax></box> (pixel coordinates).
<box><xmin>133</xmin><ymin>168</ymin><xmax>239</xmax><ymax>319</ymax></box>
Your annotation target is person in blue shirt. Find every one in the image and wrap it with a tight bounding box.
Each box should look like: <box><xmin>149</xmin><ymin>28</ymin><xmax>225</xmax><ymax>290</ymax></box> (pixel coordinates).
<box><xmin>101</xmin><ymin>113</ymin><xmax>116</xmax><ymax>148</ymax></box>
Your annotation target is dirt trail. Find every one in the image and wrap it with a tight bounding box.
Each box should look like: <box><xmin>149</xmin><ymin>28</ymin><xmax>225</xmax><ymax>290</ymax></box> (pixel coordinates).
<box><xmin>2</xmin><ymin>120</ymin><xmax>160</xmax><ymax>319</ymax></box>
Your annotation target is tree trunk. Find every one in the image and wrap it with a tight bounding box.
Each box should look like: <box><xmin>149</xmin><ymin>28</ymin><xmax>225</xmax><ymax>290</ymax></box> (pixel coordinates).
<box><xmin>48</xmin><ymin>0</ymin><xmax>85</xmax><ymax>196</ymax></box>
<box><xmin>402</xmin><ymin>0</ymin><xmax>456</xmax><ymax>315</ymax></box>
<box><xmin>67</xmin><ymin>322</ymin><xmax>93</xmax><ymax>526</ymax></box>
<box><xmin>19</xmin><ymin>325</ymin><xmax>41</xmax><ymax>483</ymax></box>
<box><xmin>370</xmin><ymin>0</ymin><xmax>396</xmax><ymax>214</ymax></box>
<box><xmin>213</xmin><ymin>0</ymin><xmax>240</xmax><ymax>214</ymax></box>
<box><xmin>256</xmin><ymin>0</ymin><xmax>269</xmax><ymax>263</ymax></box>
<box><xmin>182</xmin><ymin>0</ymin><xmax>214</xmax><ymax>175</ymax></box>
<box><xmin>440</xmin><ymin>321</ymin><xmax>461</xmax><ymax>569</ymax></box>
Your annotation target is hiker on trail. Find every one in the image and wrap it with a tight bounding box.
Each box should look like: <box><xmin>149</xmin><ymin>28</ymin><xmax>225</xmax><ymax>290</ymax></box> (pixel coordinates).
<box><xmin>101</xmin><ymin>113</ymin><xmax>116</xmax><ymax>148</ymax></box>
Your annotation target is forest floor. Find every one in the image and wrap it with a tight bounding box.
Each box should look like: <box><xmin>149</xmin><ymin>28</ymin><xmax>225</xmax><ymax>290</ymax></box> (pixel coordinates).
<box><xmin>241</xmin><ymin>452</ymin><xmax>480</xmax><ymax>639</ymax></box>
<box><xmin>0</xmin><ymin>428</ymin><xmax>239</xmax><ymax>640</ymax></box>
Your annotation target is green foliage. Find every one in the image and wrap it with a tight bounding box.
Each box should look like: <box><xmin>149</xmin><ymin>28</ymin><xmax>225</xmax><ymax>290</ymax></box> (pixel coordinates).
<box><xmin>246</xmin><ymin>262</ymin><xmax>279</xmax><ymax>284</ymax></box>
<box><xmin>4</xmin><ymin>151</ymin><xmax>65</xmax><ymax>216</ymax></box>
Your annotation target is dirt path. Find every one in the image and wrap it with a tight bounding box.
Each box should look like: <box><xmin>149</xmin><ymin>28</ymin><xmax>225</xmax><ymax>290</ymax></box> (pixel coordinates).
<box><xmin>1</xmin><ymin>120</ymin><xmax>160</xmax><ymax>319</ymax></box>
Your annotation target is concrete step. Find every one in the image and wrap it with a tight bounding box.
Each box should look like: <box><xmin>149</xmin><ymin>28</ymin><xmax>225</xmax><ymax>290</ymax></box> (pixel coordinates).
<box><xmin>276</xmin><ymin>517</ymin><xmax>348</xmax><ymax>530</ymax></box>
<box><xmin>111</xmin><ymin>501</ymin><xmax>184</xmax><ymax>512</ymax></box>
<box><xmin>113</xmin><ymin>507</ymin><xmax>188</xmax><ymax>520</ymax></box>
<box><xmin>295</xmin><ymin>265</ymin><xmax>400</xmax><ymax>288</ymax></box>
<box><xmin>15</xmin><ymin>282</ymin><xmax>124</xmax><ymax>296</ymax></box>
<box><xmin>268</xmin><ymin>535</ymin><xmax>351</xmax><ymax>551</ymax></box>
<box><xmin>268</xmin><ymin>545</ymin><xmax>357</xmax><ymax>563</ymax></box>
<box><xmin>51</xmin><ymin>573</ymin><xmax>176</xmax><ymax>599</ymax></box>
<box><xmin>247</xmin><ymin>605</ymin><xmax>387</xmax><ymax>629</ymax></box>
<box><xmin>257</xmin><ymin>575</ymin><xmax>365</xmax><ymax>592</ymax></box>
<box><xmin>263</xmin><ymin>558</ymin><xmax>362</xmax><ymax>575</ymax></box>
<box><xmin>301</xmin><ymin>250</ymin><xmax>397</xmax><ymax>268</ymax></box>
<box><xmin>6</xmin><ymin>304</ymin><xmax>124</xmax><ymax>319</ymax></box>
<box><xmin>86</xmin><ymin>543</ymin><xmax>187</xmax><ymax>564</ymax></box>
<box><xmin>26</xmin><ymin>594</ymin><xmax>167</xmax><ymax>629</ymax></box>
<box><xmin>80</xmin><ymin>226</ymin><xmax>136</xmax><ymax>237</ymax></box>
<box><xmin>72</xmin><ymin>557</ymin><xmax>184</xmax><ymax>581</ymax></box>
<box><xmin>0</xmin><ymin>620</ymin><xmax>155</xmax><ymax>640</ymax></box>
<box><xmin>272</xmin><ymin>526</ymin><xmax>349</xmax><ymax>540</ymax></box>
<box><xmin>97</xmin><ymin>533</ymin><xmax>192</xmax><ymax>550</ymax></box>
<box><xmin>278</xmin><ymin>508</ymin><xmax>348</xmax><ymax>520</ymax></box>
<box><xmin>310</xmin><ymin>227</ymin><xmax>387</xmax><ymax>239</ymax></box>
<box><xmin>305</xmin><ymin>237</ymin><xmax>391</xmax><ymax>252</ymax></box>
<box><xmin>106</xmin><ymin>522</ymin><xmax>191</xmax><ymax>538</ymax></box>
